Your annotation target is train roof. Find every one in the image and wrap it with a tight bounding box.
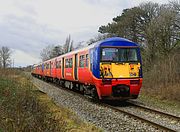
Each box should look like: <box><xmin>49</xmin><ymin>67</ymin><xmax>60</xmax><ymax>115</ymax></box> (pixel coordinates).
<box><xmin>101</xmin><ymin>37</ymin><xmax>132</xmax><ymax>43</ymax></box>
<box><xmin>99</xmin><ymin>37</ymin><xmax>138</xmax><ymax>47</ymax></box>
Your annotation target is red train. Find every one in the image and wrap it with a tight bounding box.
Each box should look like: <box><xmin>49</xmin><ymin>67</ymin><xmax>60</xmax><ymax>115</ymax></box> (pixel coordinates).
<box><xmin>32</xmin><ymin>37</ymin><xmax>143</xmax><ymax>100</ymax></box>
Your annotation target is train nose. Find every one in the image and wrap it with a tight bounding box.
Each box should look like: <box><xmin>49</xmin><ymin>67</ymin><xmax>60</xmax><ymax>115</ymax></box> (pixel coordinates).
<box><xmin>112</xmin><ymin>85</ymin><xmax>130</xmax><ymax>97</ymax></box>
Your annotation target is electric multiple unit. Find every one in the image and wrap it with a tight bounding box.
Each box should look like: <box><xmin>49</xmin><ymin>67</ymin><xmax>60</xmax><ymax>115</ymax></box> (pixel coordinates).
<box><xmin>32</xmin><ymin>37</ymin><xmax>143</xmax><ymax>100</ymax></box>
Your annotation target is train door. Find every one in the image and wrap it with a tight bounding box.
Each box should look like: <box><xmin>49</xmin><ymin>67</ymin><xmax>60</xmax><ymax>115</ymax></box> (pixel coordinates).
<box><xmin>62</xmin><ymin>57</ymin><xmax>64</xmax><ymax>78</ymax></box>
<box><xmin>74</xmin><ymin>54</ymin><xmax>78</xmax><ymax>80</ymax></box>
<box><xmin>50</xmin><ymin>61</ymin><xmax>51</xmax><ymax>76</ymax></box>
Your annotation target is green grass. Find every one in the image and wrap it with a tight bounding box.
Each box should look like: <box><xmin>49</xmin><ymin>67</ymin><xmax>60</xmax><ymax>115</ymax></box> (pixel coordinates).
<box><xmin>0</xmin><ymin>69</ymin><xmax>101</xmax><ymax>132</ymax></box>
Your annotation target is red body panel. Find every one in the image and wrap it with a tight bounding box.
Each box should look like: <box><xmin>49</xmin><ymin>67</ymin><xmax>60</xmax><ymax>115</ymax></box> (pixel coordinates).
<box><xmin>78</xmin><ymin>67</ymin><xmax>93</xmax><ymax>84</ymax></box>
<box><xmin>50</xmin><ymin>59</ymin><xmax>56</xmax><ymax>78</ymax></box>
<box><xmin>64</xmin><ymin>68</ymin><xmax>74</xmax><ymax>81</ymax></box>
<box><xmin>56</xmin><ymin>69</ymin><xmax>62</xmax><ymax>79</ymax></box>
<box><xmin>39</xmin><ymin>69</ymin><xmax>43</xmax><ymax>76</ymax></box>
<box><xmin>93</xmin><ymin>77</ymin><xmax>142</xmax><ymax>99</ymax></box>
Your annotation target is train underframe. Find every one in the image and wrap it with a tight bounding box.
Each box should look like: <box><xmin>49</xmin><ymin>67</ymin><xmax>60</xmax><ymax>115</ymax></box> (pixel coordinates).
<box><xmin>31</xmin><ymin>73</ymin><xmax>142</xmax><ymax>100</ymax></box>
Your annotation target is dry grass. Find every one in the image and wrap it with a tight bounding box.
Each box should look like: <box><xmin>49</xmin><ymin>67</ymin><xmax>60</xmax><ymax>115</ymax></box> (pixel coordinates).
<box><xmin>0</xmin><ymin>69</ymin><xmax>101</xmax><ymax>132</ymax></box>
<box><xmin>142</xmin><ymin>52</ymin><xmax>180</xmax><ymax>101</ymax></box>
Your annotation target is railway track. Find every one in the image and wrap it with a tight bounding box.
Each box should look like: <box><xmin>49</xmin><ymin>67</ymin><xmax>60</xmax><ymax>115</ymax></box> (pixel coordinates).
<box><xmin>127</xmin><ymin>100</ymin><xmax>180</xmax><ymax>121</ymax></box>
<box><xmin>101</xmin><ymin>102</ymin><xmax>179</xmax><ymax>132</ymax></box>
<box><xmin>32</xmin><ymin>77</ymin><xmax>179</xmax><ymax>132</ymax></box>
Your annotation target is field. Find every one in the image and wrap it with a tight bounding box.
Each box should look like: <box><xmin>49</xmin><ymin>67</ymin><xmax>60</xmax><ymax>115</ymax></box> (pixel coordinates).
<box><xmin>0</xmin><ymin>69</ymin><xmax>100</xmax><ymax>132</ymax></box>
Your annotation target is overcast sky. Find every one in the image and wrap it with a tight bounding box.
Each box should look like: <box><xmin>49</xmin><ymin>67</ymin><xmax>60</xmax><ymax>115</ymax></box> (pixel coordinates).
<box><xmin>0</xmin><ymin>0</ymin><xmax>170</xmax><ymax>67</ymax></box>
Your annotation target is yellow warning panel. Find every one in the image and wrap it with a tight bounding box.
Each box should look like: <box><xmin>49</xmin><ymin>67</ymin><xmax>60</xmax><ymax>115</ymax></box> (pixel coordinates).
<box><xmin>100</xmin><ymin>62</ymin><xmax>140</xmax><ymax>78</ymax></box>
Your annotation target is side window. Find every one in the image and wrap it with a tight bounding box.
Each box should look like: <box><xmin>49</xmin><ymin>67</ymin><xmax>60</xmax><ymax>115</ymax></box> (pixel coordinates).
<box><xmin>86</xmin><ymin>54</ymin><xmax>89</xmax><ymax>67</ymax></box>
<box><xmin>56</xmin><ymin>61</ymin><xmax>58</xmax><ymax>68</ymax></box>
<box><xmin>79</xmin><ymin>56</ymin><xmax>82</xmax><ymax>67</ymax></box>
<box><xmin>59</xmin><ymin>61</ymin><xmax>61</xmax><ymax>68</ymax></box>
<box><xmin>69</xmin><ymin>58</ymin><xmax>73</xmax><ymax>68</ymax></box>
<box><xmin>65</xmin><ymin>59</ymin><xmax>69</xmax><ymax>68</ymax></box>
<box><xmin>47</xmin><ymin>63</ymin><xmax>49</xmax><ymax>69</ymax></box>
<box><xmin>51</xmin><ymin>62</ymin><xmax>53</xmax><ymax>69</ymax></box>
<box><xmin>56</xmin><ymin>61</ymin><xmax>61</xmax><ymax>68</ymax></box>
<box><xmin>79</xmin><ymin>55</ymin><xmax>85</xmax><ymax>67</ymax></box>
<box><xmin>82</xmin><ymin>55</ymin><xmax>85</xmax><ymax>67</ymax></box>
<box><xmin>53</xmin><ymin>62</ymin><xmax>54</xmax><ymax>68</ymax></box>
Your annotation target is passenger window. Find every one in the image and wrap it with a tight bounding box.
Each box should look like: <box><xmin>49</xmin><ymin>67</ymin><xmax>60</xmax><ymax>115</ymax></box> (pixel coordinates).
<box><xmin>56</xmin><ymin>61</ymin><xmax>58</xmax><ymax>68</ymax></box>
<box><xmin>56</xmin><ymin>61</ymin><xmax>61</xmax><ymax>68</ymax></box>
<box><xmin>86</xmin><ymin>54</ymin><xmax>89</xmax><ymax>67</ymax></box>
<box><xmin>65</xmin><ymin>59</ymin><xmax>69</xmax><ymax>68</ymax></box>
<box><xmin>79</xmin><ymin>55</ymin><xmax>85</xmax><ymax>67</ymax></box>
<box><xmin>79</xmin><ymin>56</ymin><xmax>82</xmax><ymax>67</ymax></box>
<box><xmin>46</xmin><ymin>64</ymin><xmax>47</xmax><ymax>69</ymax></box>
<box><xmin>59</xmin><ymin>61</ymin><xmax>61</xmax><ymax>68</ymax></box>
<box><xmin>69</xmin><ymin>58</ymin><xmax>73</xmax><ymax>68</ymax></box>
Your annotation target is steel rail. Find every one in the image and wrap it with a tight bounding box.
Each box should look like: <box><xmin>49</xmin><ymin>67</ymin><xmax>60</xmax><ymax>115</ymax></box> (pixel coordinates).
<box><xmin>127</xmin><ymin>100</ymin><xmax>180</xmax><ymax>121</ymax></box>
<box><xmin>101</xmin><ymin>103</ymin><xmax>177</xmax><ymax>132</ymax></box>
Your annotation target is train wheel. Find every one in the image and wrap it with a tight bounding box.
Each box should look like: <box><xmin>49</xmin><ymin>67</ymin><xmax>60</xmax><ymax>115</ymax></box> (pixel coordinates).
<box><xmin>132</xmin><ymin>95</ymin><xmax>138</xmax><ymax>99</ymax></box>
<box><xmin>91</xmin><ymin>87</ymin><xmax>98</xmax><ymax>99</ymax></box>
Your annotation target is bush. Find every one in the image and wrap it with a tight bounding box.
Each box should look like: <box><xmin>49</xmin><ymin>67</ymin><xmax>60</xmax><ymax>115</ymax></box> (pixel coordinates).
<box><xmin>142</xmin><ymin>52</ymin><xmax>180</xmax><ymax>101</ymax></box>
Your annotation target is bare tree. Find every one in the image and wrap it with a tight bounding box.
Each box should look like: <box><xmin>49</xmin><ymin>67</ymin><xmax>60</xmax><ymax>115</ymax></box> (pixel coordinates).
<box><xmin>40</xmin><ymin>35</ymin><xmax>75</xmax><ymax>61</ymax></box>
<box><xmin>69</xmin><ymin>40</ymin><xmax>74</xmax><ymax>52</ymax></box>
<box><xmin>40</xmin><ymin>45</ymin><xmax>65</xmax><ymax>61</ymax></box>
<box><xmin>170</xmin><ymin>0</ymin><xmax>180</xmax><ymax>11</ymax></box>
<box><xmin>50</xmin><ymin>45</ymin><xmax>64</xmax><ymax>58</ymax></box>
<box><xmin>74</xmin><ymin>41</ymin><xmax>86</xmax><ymax>50</ymax></box>
<box><xmin>87</xmin><ymin>34</ymin><xmax>109</xmax><ymax>45</ymax></box>
<box><xmin>40</xmin><ymin>45</ymin><xmax>54</xmax><ymax>61</ymax></box>
<box><xmin>0</xmin><ymin>46</ymin><xmax>12</xmax><ymax>68</ymax></box>
<box><xmin>0</xmin><ymin>54</ymin><xmax>2</xmax><ymax>68</ymax></box>
<box><xmin>63</xmin><ymin>35</ymin><xmax>74</xmax><ymax>53</ymax></box>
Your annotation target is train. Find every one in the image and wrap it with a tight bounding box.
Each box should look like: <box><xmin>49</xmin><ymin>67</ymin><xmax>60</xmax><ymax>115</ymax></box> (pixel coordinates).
<box><xmin>31</xmin><ymin>37</ymin><xmax>143</xmax><ymax>100</ymax></box>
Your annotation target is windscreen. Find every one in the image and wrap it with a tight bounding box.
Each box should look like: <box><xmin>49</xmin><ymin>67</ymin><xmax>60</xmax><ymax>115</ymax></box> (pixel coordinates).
<box><xmin>101</xmin><ymin>48</ymin><xmax>138</xmax><ymax>62</ymax></box>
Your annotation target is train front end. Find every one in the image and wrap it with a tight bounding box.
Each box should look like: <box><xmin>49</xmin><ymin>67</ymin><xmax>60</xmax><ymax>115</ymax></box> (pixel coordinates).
<box><xmin>93</xmin><ymin>38</ymin><xmax>143</xmax><ymax>100</ymax></box>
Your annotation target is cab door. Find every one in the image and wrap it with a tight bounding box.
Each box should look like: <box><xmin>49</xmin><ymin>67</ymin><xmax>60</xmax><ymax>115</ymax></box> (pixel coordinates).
<box><xmin>74</xmin><ymin>54</ymin><xmax>78</xmax><ymax>80</ymax></box>
<box><xmin>62</xmin><ymin>58</ymin><xmax>64</xmax><ymax>78</ymax></box>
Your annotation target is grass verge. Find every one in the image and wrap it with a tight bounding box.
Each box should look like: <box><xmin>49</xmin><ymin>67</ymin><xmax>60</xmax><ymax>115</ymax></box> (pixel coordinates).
<box><xmin>0</xmin><ymin>69</ymin><xmax>101</xmax><ymax>132</ymax></box>
<box><xmin>139</xmin><ymin>88</ymin><xmax>180</xmax><ymax>114</ymax></box>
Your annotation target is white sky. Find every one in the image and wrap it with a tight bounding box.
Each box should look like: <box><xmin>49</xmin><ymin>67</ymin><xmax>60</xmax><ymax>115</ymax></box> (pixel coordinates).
<box><xmin>0</xmin><ymin>0</ymin><xmax>170</xmax><ymax>67</ymax></box>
